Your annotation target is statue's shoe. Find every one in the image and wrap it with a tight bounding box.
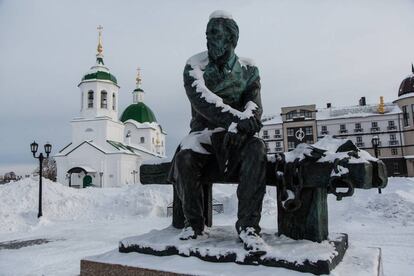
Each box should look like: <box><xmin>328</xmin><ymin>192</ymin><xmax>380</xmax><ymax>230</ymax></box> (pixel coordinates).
<box><xmin>239</xmin><ymin>227</ymin><xmax>268</xmax><ymax>256</ymax></box>
<box><xmin>178</xmin><ymin>226</ymin><xmax>207</xmax><ymax>240</ymax></box>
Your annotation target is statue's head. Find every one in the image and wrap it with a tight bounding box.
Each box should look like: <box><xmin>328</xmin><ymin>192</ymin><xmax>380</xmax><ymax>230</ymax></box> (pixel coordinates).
<box><xmin>206</xmin><ymin>11</ymin><xmax>239</xmax><ymax>66</ymax></box>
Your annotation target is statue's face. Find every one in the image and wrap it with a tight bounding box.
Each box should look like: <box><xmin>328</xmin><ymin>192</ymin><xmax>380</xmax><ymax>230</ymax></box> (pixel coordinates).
<box><xmin>206</xmin><ymin>21</ymin><xmax>234</xmax><ymax>65</ymax></box>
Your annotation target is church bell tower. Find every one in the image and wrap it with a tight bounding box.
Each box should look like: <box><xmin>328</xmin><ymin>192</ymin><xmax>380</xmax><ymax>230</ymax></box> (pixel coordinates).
<box><xmin>70</xmin><ymin>26</ymin><xmax>124</xmax><ymax>145</ymax></box>
<box><xmin>78</xmin><ymin>25</ymin><xmax>120</xmax><ymax>121</ymax></box>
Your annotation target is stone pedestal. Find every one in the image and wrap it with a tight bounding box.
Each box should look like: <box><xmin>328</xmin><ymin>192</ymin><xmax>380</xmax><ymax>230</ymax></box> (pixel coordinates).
<box><xmin>81</xmin><ymin>242</ymin><xmax>382</xmax><ymax>276</ymax></box>
<box><xmin>116</xmin><ymin>226</ymin><xmax>349</xmax><ymax>275</ymax></box>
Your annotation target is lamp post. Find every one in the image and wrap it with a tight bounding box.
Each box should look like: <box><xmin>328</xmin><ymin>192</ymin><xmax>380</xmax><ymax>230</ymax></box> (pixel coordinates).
<box><xmin>131</xmin><ymin>170</ymin><xmax>138</xmax><ymax>184</ymax></box>
<box><xmin>371</xmin><ymin>135</ymin><xmax>381</xmax><ymax>194</ymax></box>
<box><xmin>30</xmin><ymin>141</ymin><xmax>52</xmax><ymax>218</ymax></box>
<box><xmin>99</xmin><ymin>172</ymin><xmax>104</xmax><ymax>188</ymax></box>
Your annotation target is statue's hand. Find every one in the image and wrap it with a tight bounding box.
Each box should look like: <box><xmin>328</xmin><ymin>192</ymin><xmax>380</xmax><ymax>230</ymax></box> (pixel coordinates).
<box><xmin>237</xmin><ymin>117</ymin><xmax>262</xmax><ymax>135</ymax></box>
<box><xmin>223</xmin><ymin>132</ymin><xmax>247</xmax><ymax>151</ymax></box>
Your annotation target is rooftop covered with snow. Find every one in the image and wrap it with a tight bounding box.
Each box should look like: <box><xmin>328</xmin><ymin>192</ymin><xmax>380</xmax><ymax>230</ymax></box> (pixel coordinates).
<box><xmin>262</xmin><ymin>102</ymin><xmax>401</xmax><ymax>126</ymax></box>
<box><xmin>316</xmin><ymin>102</ymin><xmax>401</xmax><ymax>121</ymax></box>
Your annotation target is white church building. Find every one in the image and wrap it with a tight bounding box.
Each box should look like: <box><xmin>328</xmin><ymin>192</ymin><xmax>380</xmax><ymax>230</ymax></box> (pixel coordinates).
<box><xmin>55</xmin><ymin>27</ymin><xmax>166</xmax><ymax>188</ymax></box>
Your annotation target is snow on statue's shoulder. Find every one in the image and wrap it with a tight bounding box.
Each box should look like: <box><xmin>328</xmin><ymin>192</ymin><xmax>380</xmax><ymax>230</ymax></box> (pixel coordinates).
<box><xmin>186</xmin><ymin>51</ymin><xmax>209</xmax><ymax>69</ymax></box>
<box><xmin>209</xmin><ymin>10</ymin><xmax>233</xmax><ymax>20</ymax></box>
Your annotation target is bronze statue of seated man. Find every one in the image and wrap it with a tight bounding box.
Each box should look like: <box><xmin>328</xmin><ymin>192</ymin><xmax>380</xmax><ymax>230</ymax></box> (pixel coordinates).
<box><xmin>168</xmin><ymin>10</ymin><xmax>267</xmax><ymax>254</ymax></box>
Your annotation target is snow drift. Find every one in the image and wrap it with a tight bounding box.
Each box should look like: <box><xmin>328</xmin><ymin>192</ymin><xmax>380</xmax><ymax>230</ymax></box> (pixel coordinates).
<box><xmin>0</xmin><ymin>178</ymin><xmax>173</xmax><ymax>234</ymax></box>
<box><xmin>1</xmin><ymin>177</ymin><xmax>414</xmax><ymax>235</ymax></box>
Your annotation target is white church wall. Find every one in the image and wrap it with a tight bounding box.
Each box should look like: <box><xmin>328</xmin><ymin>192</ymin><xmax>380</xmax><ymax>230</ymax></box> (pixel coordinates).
<box><xmin>123</xmin><ymin>121</ymin><xmax>166</xmax><ymax>156</ymax></box>
<box><xmin>103</xmin><ymin>154</ymin><xmax>141</xmax><ymax>187</ymax></box>
<box><xmin>71</xmin><ymin>119</ymin><xmax>102</xmax><ymax>145</ymax></box>
<box><xmin>55</xmin><ymin>156</ymin><xmax>69</xmax><ymax>185</ymax></box>
<box><xmin>124</xmin><ymin>123</ymin><xmax>153</xmax><ymax>152</ymax></box>
<box><xmin>150</xmin><ymin>130</ymin><xmax>156</xmax><ymax>153</ymax></box>
<box><xmin>104</xmin><ymin>154</ymin><xmax>124</xmax><ymax>187</ymax></box>
<box><xmin>118</xmin><ymin>154</ymin><xmax>142</xmax><ymax>185</ymax></box>
<box><xmin>71</xmin><ymin>118</ymin><xmax>124</xmax><ymax>145</ymax></box>
<box><xmin>106</xmin><ymin>120</ymin><xmax>125</xmax><ymax>143</ymax></box>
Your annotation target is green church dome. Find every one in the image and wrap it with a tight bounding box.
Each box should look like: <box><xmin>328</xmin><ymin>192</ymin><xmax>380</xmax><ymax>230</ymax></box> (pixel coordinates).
<box><xmin>120</xmin><ymin>102</ymin><xmax>157</xmax><ymax>123</ymax></box>
<box><xmin>81</xmin><ymin>70</ymin><xmax>118</xmax><ymax>84</ymax></box>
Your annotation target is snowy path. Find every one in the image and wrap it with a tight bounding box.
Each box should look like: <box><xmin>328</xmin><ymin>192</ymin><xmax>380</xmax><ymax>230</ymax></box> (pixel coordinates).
<box><xmin>0</xmin><ymin>217</ymin><xmax>171</xmax><ymax>275</ymax></box>
<box><xmin>0</xmin><ymin>178</ymin><xmax>413</xmax><ymax>275</ymax></box>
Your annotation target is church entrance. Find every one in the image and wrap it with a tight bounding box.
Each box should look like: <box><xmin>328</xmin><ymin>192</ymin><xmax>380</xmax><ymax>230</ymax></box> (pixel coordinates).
<box><xmin>67</xmin><ymin>166</ymin><xmax>97</xmax><ymax>188</ymax></box>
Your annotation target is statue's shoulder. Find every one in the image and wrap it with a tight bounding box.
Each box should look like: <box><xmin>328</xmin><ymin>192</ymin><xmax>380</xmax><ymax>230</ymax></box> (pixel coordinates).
<box><xmin>183</xmin><ymin>51</ymin><xmax>208</xmax><ymax>85</ymax></box>
<box><xmin>186</xmin><ymin>51</ymin><xmax>209</xmax><ymax>70</ymax></box>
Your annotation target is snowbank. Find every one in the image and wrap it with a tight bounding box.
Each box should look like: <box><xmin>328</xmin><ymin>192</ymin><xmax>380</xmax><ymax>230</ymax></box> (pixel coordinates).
<box><xmin>4</xmin><ymin>176</ymin><xmax>414</xmax><ymax>235</ymax></box>
<box><xmin>0</xmin><ymin>178</ymin><xmax>172</xmax><ymax>234</ymax></box>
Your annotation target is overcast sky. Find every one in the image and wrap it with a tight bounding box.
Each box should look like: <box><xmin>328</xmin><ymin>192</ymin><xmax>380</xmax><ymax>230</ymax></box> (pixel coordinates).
<box><xmin>1</xmin><ymin>0</ymin><xmax>414</xmax><ymax>174</ymax></box>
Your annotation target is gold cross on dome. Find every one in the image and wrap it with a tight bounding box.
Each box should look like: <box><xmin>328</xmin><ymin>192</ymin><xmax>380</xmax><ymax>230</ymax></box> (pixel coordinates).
<box><xmin>97</xmin><ymin>25</ymin><xmax>104</xmax><ymax>54</ymax></box>
<box><xmin>136</xmin><ymin>67</ymin><xmax>142</xmax><ymax>85</ymax></box>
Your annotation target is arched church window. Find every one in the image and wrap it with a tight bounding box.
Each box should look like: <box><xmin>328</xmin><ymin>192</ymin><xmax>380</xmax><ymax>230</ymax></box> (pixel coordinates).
<box><xmin>112</xmin><ymin>93</ymin><xmax>116</xmax><ymax>110</ymax></box>
<box><xmin>88</xmin><ymin>91</ymin><xmax>94</xmax><ymax>108</ymax></box>
<box><xmin>101</xmin><ymin>91</ymin><xmax>108</xmax><ymax>109</ymax></box>
<box><xmin>140</xmin><ymin>137</ymin><xmax>145</xmax><ymax>143</ymax></box>
<box><xmin>81</xmin><ymin>91</ymin><xmax>84</xmax><ymax>110</ymax></box>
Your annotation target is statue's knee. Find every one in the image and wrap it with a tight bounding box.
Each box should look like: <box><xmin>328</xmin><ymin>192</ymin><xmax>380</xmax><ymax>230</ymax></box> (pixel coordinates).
<box><xmin>175</xmin><ymin>150</ymin><xmax>195</xmax><ymax>171</ymax></box>
<box><xmin>244</xmin><ymin>138</ymin><xmax>266</xmax><ymax>158</ymax></box>
<box><xmin>247</xmin><ymin>137</ymin><xmax>266</xmax><ymax>151</ymax></box>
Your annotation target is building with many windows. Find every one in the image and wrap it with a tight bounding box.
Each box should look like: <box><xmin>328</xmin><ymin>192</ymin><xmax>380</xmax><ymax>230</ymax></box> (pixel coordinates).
<box><xmin>260</xmin><ymin>66</ymin><xmax>414</xmax><ymax>176</ymax></box>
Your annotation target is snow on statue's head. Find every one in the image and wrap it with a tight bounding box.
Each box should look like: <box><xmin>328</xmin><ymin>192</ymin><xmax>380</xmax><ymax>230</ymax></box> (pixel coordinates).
<box><xmin>206</xmin><ymin>10</ymin><xmax>239</xmax><ymax>66</ymax></box>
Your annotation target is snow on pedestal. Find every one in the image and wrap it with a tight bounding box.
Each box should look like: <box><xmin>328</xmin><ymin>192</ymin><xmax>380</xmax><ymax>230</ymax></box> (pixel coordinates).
<box><xmin>117</xmin><ymin>226</ymin><xmax>348</xmax><ymax>275</ymax></box>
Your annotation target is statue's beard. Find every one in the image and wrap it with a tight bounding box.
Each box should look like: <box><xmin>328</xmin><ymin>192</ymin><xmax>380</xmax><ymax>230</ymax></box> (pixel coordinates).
<box><xmin>207</xmin><ymin>43</ymin><xmax>232</xmax><ymax>66</ymax></box>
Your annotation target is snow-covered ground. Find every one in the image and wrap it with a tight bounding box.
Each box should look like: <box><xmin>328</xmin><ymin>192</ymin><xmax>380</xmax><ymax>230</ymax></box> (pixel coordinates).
<box><xmin>0</xmin><ymin>177</ymin><xmax>413</xmax><ymax>275</ymax></box>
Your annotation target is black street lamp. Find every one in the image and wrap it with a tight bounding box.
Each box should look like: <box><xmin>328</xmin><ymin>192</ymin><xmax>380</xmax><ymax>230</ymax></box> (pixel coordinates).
<box><xmin>131</xmin><ymin>170</ymin><xmax>138</xmax><ymax>184</ymax></box>
<box><xmin>30</xmin><ymin>141</ymin><xmax>52</xmax><ymax>218</ymax></box>
<box><xmin>371</xmin><ymin>135</ymin><xmax>381</xmax><ymax>194</ymax></box>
